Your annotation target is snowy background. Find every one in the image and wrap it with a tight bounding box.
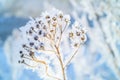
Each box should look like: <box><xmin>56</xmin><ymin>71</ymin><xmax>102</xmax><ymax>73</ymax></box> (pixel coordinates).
<box><xmin>0</xmin><ymin>0</ymin><xmax>120</xmax><ymax>80</ymax></box>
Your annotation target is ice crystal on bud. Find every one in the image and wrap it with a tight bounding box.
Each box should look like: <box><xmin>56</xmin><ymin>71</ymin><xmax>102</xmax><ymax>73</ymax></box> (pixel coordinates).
<box><xmin>69</xmin><ymin>21</ymin><xmax>87</xmax><ymax>48</ymax></box>
<box><xmin>18</xmin><ymin>8</ymin><xmax>87</xmax><ymax>80</ymax></box>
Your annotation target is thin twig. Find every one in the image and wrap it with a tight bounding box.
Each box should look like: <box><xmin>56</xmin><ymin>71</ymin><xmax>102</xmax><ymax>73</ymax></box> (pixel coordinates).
<box><xmin>45</xmin><ymin>64</ymin><xmax>61</xmax><ymax>80</ymax></box>
<box><xmin>58</xmin><ymin>22</ymin><xmax>67</xmax><ymax>47</ymax></box>
<box><xmin>32</xmin><ymin>56</ymin><xmax>60</xmax><ymax>80</ymax></box>
<box><xmin>64</xmin><ymin>44</ymin><xmax>80</xmax><ymax>68</ymax></box>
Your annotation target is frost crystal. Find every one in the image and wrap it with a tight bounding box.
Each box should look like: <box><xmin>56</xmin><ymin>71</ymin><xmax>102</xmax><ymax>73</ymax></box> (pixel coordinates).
<box><xmin>18</xmin><ymin>8</ymin><xmax>87</xmax><ymax>80</ymax></box>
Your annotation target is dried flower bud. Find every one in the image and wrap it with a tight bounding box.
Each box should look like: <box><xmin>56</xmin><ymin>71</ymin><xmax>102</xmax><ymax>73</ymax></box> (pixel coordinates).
<box><xmin>34</xmin><ymin>36</ymin><xmax>38</xmax><ymax>40</ymax></box>
<box><xmin>29</xmin><ymin>30</ymin><xmax>32</xmax><ymax>34</ymax></box>
<box><xmin>38</xmin><ymin>20</ymin><xmax>41</xmax><ymax>24</ymax></box>
<box><xmin>52</xmin><ymin>17</ymin><xmax>57</xmax><ymax>21</ymax></box>
<box><xmin>29</xmin><ymin>51</ymin><xmax>34</xmax><ymax>57</ymax></box>
<box><xmin>64</xmin><ymin>15</ymin><xmax>70</xmax><ymax>22</ymax></box>
<box><xmin>69</xmin><ymin>32</ymin><xmax>74</xmax><ymax>38</ymax></box>
<box><xmin>21</xmin><ymin>60</ymin><xmax>25</xmax><ymax>63</ymax></box>
<box><xmin>74</xmin><ymin>43</ymin><xmax>79</xmax><ymax>47</ymax></box>
<box><xmin>29</xmin><ymin>42</ymin><xmax>34</xmax><ymax>46</ymax></box>
<box><xmin>39</xmin><ymin>30</ymin><xmax>42</xmax><ymax>35</ymax></box>
<box><xmin>19</xmin><ymin>51</ymin><xmax>23</xmax><ymax>54</ymax></box>
<box><xmin>21</xmin><ymin>54</ymin><xmax>24</xmax><ymax>58</ymax></box>
<box><xmin>58</xmin><ymin>11</ymin><xmax>63</xmax><ymax>18</ymax></box>
<box><xmin>22</xmin><ymin>44</ymin><xmax>26</xmax><ymax>48</ymax></box>
<box><xmin>18</xmin><ymin>60</ymin><xmax>21</xmax><ymax>63</ymax></box>
<box><xmin>36</xmin><ymin>24</ymin><xmax>39</xmax><ymax>28</ymax></box>
<box><xmin>76</xmin><ymin>32</ymin><xmax>80</xmax><ymax>36</ymax></box>
<box><xmin>46</xmin><ymin>15</ymin><xmax>50</xmax><ymax>19</ymax></box>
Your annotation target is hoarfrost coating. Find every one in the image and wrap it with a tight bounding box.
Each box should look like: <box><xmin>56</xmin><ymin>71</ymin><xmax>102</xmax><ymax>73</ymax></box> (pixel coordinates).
<box><xmin>17</xmin><ymin>8</ymin><xmax>87</xmax><ymax>80</ymax></box>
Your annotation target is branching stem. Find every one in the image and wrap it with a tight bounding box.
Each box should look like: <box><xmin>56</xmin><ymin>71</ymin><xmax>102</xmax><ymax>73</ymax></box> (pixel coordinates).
<box><xmin>55</xmin><ymin>45</ymin><xmax>66</xmax><ymax>80</ymax></box>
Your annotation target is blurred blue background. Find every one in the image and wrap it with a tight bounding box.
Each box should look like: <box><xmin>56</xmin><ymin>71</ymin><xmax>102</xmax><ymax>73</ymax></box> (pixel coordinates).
<box><xmin>0</xmin><ymin>0</ymin><xmax>120</xmax><ymax>80</ymax></box>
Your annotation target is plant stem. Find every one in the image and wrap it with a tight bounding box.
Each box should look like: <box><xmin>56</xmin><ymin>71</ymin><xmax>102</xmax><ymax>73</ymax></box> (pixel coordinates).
<box><xmin>55</xmin><ymin>45</ymin><xmax>66</xmax><ymax>80</ymax></box>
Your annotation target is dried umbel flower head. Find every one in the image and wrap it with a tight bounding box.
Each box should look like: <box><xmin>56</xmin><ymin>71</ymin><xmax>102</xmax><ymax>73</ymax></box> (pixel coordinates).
<box><xmin>18</xmin><ymin>8</ymin><xmax>87</xmax><ymax>80</ymax></box>
<box><xmin>69</xmin><ymin>21</ymin><xmax>87</xmax><ymax>48</ymax></box>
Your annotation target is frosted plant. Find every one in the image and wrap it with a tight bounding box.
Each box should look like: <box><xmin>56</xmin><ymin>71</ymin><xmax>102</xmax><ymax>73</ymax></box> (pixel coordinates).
<box><xmin>17</xmin><ymin>8</ymin><xmax>87</xmax><ymax>80</ymax></box>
